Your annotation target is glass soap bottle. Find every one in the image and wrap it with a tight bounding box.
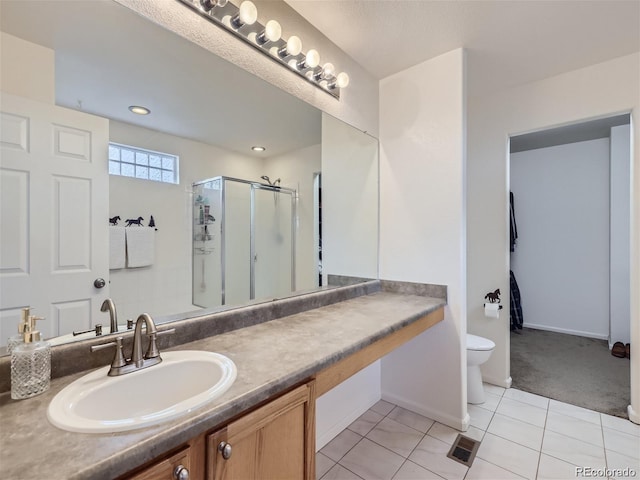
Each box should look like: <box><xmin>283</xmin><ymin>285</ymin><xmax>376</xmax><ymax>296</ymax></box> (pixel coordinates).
<box><xmin>11</xmin><ymin>315</ymin><xmax>51</xmax><ymax>400</ymax></box>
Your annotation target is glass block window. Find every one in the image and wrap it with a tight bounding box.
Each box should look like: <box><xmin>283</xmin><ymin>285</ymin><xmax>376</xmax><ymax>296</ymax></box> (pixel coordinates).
<box><xmin>108</xmin><ymin>143</ymin><xmax>179</xmax><ymax>184</ymax></box>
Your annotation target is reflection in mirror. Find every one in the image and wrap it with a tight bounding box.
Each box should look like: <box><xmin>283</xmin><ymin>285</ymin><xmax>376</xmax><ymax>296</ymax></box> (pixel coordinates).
<box><xmin>192</xmin><ymin>177</ymin><xmax>298</xmax><ymax>308</ymax></box>
<box><xmin>0</xmin><ymin>0</ymin><xmax>378</xmax><ymax>351</ymax></box>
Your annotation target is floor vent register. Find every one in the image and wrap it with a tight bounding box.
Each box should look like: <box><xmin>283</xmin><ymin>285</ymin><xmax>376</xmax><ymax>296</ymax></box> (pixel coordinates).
<box><xmin>446</xmin><ymin>434</ymin><xmax>480</xmax><ymax>467</ymax></box>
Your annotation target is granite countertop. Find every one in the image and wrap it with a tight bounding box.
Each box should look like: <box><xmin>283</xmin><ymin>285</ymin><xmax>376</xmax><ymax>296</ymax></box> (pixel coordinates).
<box><xmin>0</xmin><ymin>290</ymin><xmax>445</xmax><ymax>480</ymax></box>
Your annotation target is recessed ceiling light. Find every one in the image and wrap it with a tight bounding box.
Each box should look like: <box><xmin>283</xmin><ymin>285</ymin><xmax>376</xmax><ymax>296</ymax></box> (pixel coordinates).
<box><xmin>251</xmin><ymin>146</ymin><xmax>266</xmax><ymax>152</ymax></box>
<box><xmin>128</xmin><ymin>105</ymin><xmax>150</xmax><ymax>115</ymax></box>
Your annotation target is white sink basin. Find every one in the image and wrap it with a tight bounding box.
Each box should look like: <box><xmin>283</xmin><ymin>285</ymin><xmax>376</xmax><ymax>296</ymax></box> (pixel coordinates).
<box><xmin>47</xmin><ymin>350</ymin><xmax>237</xmax><ymax>433</ymax></box>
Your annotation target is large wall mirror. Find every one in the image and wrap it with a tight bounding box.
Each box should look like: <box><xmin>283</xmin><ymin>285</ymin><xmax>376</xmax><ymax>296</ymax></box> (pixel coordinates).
<box><xmin>0</xmin><ymin>0</ymin><xmax>379</xmax><ymax>351</ymax></box>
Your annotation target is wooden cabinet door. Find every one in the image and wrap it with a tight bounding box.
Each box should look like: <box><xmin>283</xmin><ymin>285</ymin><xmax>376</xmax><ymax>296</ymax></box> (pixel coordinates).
<box><xmin>127</xmin><ymin>446</ymin><xmax>191</xmax><ymax>480</ymax></box>
<box><xmin>207</xmin><ymin>382</ymin><xmax>315</xmax><ymax>480</ymax></box>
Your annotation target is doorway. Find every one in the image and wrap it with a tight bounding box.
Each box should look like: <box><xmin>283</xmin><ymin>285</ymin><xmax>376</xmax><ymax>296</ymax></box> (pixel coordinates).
<box><xmin>508</xmin><ymin>114</ymin><xmax>631</xmax><ymax>417</ymax></box>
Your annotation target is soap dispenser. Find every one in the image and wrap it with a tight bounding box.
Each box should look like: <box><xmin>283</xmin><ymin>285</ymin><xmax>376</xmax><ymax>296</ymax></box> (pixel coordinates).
<box><xmin>7</xmin><ymin>307</ymin><xmax>30</xmax><ymax>354</ymax></box>
<box><xmin>11</xmin><ymin>315</ymin><xmax>51</xmax><ymax>400</ymax></box>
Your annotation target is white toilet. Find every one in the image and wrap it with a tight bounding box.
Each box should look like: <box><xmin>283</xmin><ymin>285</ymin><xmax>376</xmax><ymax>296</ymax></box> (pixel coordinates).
<box><xmin>466</xmin><ymin>334</ymin><xmax>496</xmax><ymax>404</ymax></box>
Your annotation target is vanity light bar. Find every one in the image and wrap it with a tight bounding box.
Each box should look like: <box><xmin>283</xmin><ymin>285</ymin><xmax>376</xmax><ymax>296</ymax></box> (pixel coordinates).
<box><xmin>177</xmin><ymin>0</ymin><xmax>349</xmax><ymax>100</ymax></box>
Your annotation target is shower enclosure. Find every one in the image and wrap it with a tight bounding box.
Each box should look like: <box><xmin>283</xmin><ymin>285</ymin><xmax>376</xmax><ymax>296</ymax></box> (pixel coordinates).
<box><xmin>192</xmin><ymin>176</ymin><xmax>297</xmax><ymax>308</ymax></box>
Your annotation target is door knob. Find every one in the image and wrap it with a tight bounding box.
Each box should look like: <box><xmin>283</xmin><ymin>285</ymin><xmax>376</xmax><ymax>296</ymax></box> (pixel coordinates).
<box><xmin>94</xmin><ymin>278</ymin><xmax>106</xmax><ymax>288</ymax></box>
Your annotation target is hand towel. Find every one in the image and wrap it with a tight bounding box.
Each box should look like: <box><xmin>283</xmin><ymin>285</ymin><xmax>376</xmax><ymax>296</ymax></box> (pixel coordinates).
<box><xmin>126</xmin><ymin>227</ymin><xmax>155</xmax><ymax>268</ymax></box>
<box><xmin>109</xmin><ymin>226</ymin><xmax>126</xmax><ymax>269</ymax></box>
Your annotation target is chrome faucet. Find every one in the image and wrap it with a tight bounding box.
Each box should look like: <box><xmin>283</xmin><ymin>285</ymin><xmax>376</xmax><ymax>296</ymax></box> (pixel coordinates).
<box><xmin>100</xmin><ymin>298</ymin><xmax>118</xmax><ymax>333</ymax></box>
<box><xmin>131</xmin><ymin>313</ymin><xmax>159</xmax><ymax>368</ymax></box>
<box><xmin>90</xmin><ymin>313</ymin><xmax>174</xmax><ymax>376</ymax></box>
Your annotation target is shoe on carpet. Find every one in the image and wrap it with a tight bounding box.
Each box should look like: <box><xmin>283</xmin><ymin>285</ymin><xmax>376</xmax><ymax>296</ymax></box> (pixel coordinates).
<box><xmin>611</xmin><ymin>342</ymin><xmax>626</xmax><ymax>358</ymax></box>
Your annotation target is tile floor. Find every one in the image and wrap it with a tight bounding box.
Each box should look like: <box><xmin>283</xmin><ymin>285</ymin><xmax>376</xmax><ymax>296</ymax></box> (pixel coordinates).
<box><xmin>316</xmin><ymin>385</ymin><xmax>640</xmax><ymax>479</ymax></box>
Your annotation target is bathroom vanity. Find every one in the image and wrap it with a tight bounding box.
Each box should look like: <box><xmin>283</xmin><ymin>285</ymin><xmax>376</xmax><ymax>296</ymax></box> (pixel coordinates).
<box><xmin>0</xmin><ymin>281</ymin><xmax>446</xmax><ymax>479</ymax></box>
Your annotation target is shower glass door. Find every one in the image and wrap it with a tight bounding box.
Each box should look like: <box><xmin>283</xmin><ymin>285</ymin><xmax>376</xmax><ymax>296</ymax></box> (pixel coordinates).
<box><xmin>252</xmin><ymin>186</ymin><xmax>294</xmax><ymax>300</ymax></box>
<box><xmin>223</xmin><ymin>180</ymin><xmax>251</xmax><ymax>306</ymax></box>
<box><xmin>193</xmin><ymin>176</ymin><xmax>297</xmax><ymax>309</ymax></box>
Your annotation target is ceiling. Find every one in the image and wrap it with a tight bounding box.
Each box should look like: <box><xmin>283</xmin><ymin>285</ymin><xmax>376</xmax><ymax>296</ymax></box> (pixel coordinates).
<box><xmin>285</xmin><ymin>0</ymin><xmax>640</xmax><ymax>98</ymax></box>
<box><xmin>2</xmin><ymin>0</ymin><xmax>638</xmax><ymax>151</ymax></box>
<box><xmin>0</xmin><ymin>0</ymin><xmax>321</xmax><ymax>158</ymax></box>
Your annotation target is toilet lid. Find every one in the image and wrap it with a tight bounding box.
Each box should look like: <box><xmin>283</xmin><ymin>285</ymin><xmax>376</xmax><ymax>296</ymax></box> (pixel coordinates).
<box><xmin>467</xmin><ymin>334</ymin><xmax>495</xmax><ymax>351</ymax></box>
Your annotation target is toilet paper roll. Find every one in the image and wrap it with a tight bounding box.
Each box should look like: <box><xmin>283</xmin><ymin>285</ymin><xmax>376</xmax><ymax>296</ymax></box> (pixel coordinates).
<box><xmin>484</xmin><ymin>303</ymin><xmax>500</xmax><ymax>319</ymax></box>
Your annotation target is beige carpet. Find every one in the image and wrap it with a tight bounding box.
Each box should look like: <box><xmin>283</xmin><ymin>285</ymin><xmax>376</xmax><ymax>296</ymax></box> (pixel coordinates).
<box><xmin>510</xmin><ymin>327</ymin><xmax>630</xmax><ymax>418</ymax></box>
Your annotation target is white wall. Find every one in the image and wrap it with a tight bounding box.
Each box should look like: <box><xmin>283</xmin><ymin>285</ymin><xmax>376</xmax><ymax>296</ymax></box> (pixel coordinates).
<box><xmin>0</xmin><ymin>32</ymin><xmax>54</xmax><ymax>104</ymax></box>
<box><xmin>379</xmin><ymin>49</ymin><xmax>468</xmax><ymax>430</ymax></box>
<box><xmin>316</xmin><ymin>362</ymin><xmax>381</xmax><ymax>450</ymax></box>
<box><xmin>510</xmin><ymin>139</ymin><xmax>610</xmax><ymax>339</ymax></box>
<box><xmin>322</xmin><ymin>114</ymin><xmax>379</xmax><ymax>281</ymax></box>
<box><xmin>610</xmin><ymin>124</ymin><xmax>632</xmax><ymax>345</ymax></box>
<box><xmin>109</xmin><ymin>120</ymin><xmax>263</xmax><ymax>321</ymax></box>
<box><xmin>467</xmin><ymin>52</ymin><xmax>639</xmax><ymax>422</ymax></box>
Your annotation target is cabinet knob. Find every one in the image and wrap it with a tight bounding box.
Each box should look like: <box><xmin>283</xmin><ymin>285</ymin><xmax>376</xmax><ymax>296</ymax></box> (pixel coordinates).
<box><xmin>218</xmin><ymin>441</ymin><xmax>232</xmax><ymax>460</ymax></box>
<box><xmin>173</xmin><ymin>464</ymin><xmax>189</xmax><ymax>480</ymax></box>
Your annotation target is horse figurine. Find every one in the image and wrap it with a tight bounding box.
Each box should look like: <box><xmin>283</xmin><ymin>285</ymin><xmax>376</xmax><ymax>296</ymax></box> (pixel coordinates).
<box><xmin>109</xmin><ymin>215</ymin><xmax>121</xmax><ymax>225</ymax></box>
<box><xmin>484</xmin><ymin>288</ymin><xmax>501</xmax><ymax>303</ymax></box>
<box><xmin>125</xmin><ymin>216</ymin><xmax>144</xmax><ymax>227</ymax></box>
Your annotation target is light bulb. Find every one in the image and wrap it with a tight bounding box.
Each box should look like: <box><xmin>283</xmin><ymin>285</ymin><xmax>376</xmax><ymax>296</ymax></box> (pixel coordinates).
<box><xmin>287</xmin><ymin>36</ymin><xmax>302</xmax><ymax>56</ymax></box>
<box><xmin>322</xmin><ymin>62</ymin><xmax>335</xmax><ymax>79</ymax></box>
<box><xmin>296</xmin><ymin>48</ymin><xmax>320</xmax><ymax>70</ymax></box>
<box><xmin>239</xmin><ymin>1</ymin><xmax>257</xmax><ymax>24</ymax></box>
<box><xmin>336</xmin><ymin>72</ymin><xmax>349</xmax><ymax>88</ymax></box>
<box><xmin>257</xmin><ymin>20</ymin><xmax>281</xmax><ymax>44</ymax></box>
<box><xmin>232</xmin><ymin>0</ymin><xmax>257</xmax><ymax>28</ymax></box>
<box><xmin>264</xmin><ymin>20</ymin><xmax>281</xmax><ymax>42</ymax></box>
<box><xmin>306</xmin><ymin>49</ymin><xmax>320</xmax><ymax>68</ymax></box>
<box><xmin>278</xmin><ymin>35</ymin><xmax>302</xmax><ymax>58</ymax></box>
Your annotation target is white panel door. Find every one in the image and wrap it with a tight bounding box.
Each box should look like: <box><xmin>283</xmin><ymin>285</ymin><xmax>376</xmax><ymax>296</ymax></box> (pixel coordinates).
<box><xmin>0</xmin><ymin>92</ymin><xmax>109</xmax><ymax>344</ymax></box>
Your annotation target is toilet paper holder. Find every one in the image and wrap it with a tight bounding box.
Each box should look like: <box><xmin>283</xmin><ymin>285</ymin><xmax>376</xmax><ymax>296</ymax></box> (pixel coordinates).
<box><xmin>483</xmin><ymin>303</ymin><xmax>503</xmax><ymax>310</ymax></box>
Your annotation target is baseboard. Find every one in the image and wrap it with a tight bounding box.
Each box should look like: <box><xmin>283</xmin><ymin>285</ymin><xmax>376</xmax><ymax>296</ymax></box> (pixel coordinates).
<box><xmin>382</xmin><ymin>391</ymin><xmax>468</xmax><ymax>431</ymax></box>
<box><xmin>316</xmin><ymin>398</ymin><xmax>377</xmax><ymax>449</ymax></box>
<box><xmin>523</xmin><ymin>322</ymin><xmax>609</xmax><ymax>341</ymax></box>
<box><xmin>628</xmin><ymin>404</ymin><xmax>640</xmax><ymax>425</ymax></box>
<box><xmin>482</xmin><ymin>374</ymin><xmax>512</xmax><ymax>389</ymax></box>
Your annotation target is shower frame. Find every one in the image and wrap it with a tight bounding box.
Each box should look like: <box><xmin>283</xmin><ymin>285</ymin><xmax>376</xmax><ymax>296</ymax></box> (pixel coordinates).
<box><xmin>193</xmin><ymin>175</ymin><xmax>298</xmax><ymax>306</ymax></box>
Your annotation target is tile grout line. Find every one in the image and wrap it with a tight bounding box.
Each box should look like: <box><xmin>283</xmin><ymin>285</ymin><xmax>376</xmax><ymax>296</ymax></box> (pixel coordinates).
<box><xmin>462</xmin><ymin>396</ymin><xmax>500</xmax><ymax>479</ymax></box>
<box><xmin>533</xmin><ymin>395</ymin><xmax>551</xmax><ymax>480</ymax></box>
<box><xmin>600</xmin><ymin>413</ymin><xmax>610</xmax><ymax>473</ymax></box>
<box><xmin>468</xmin><ymin>393</ymin><xmax>543</xmax><ymax>480</ymax></box>
<box><xmin>332</xmin><ymin>401</ymin><xmax>414</xmax><ymax>480</ymax></box>
<box><xmin>464</xmin><ymin>402</ymin><xmax>489</xmax><ymax>480</ymax></box>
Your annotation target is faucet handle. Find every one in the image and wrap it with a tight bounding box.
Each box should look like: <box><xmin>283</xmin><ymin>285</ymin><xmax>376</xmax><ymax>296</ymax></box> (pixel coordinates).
<box><xmin>145</xmin><ymin>328</ymin><xmax>175</xmax><ymax>360</ymax></box>
<box><xmin>73</xmin><ymin>324</ymin><xmax>103</xmax><ymax>337</ymax></box>
<box><xmin>91</xmin><ymin>336</ymin><xmax>127</xmax><ymax>375</ymax></box>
